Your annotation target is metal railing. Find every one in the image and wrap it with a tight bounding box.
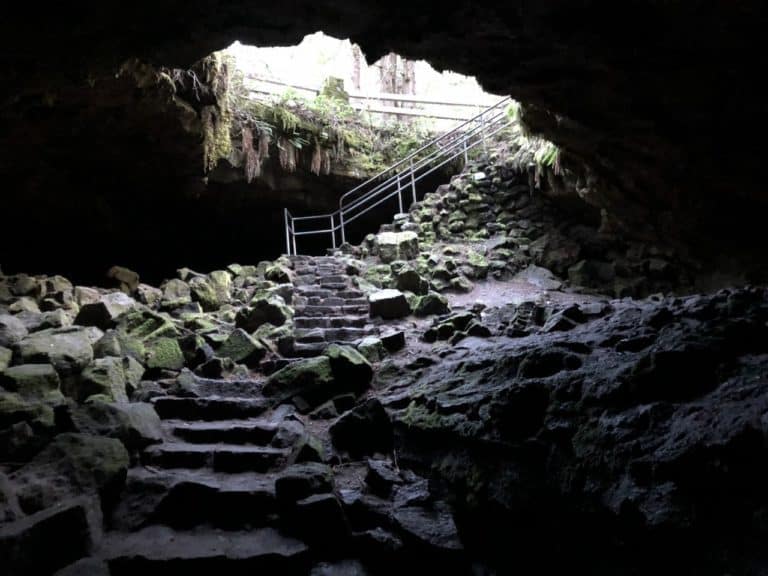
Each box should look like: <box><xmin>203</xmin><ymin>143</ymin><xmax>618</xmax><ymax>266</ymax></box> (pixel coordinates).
<box><xmin>283</xmin><ymin>96</ymin><xmax>512</xmax><ymax>256</ymax></box>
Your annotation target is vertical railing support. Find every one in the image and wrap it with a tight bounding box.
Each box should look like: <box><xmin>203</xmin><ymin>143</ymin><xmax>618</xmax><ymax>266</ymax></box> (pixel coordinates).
<box><xmin>330</xmin><ymin>214</ymin><xmax>336</xmax><ymax>249</ymax></box>
<box><xmin>397</xmin><ymin>173</ymin><xmax>404</xmax><ymax>214</ymax></box>
<box><xmin>410</xmin><ymin>159</ymin><xmax>417</xmax><ymax>205</ymax></box>
<box><xmin>340</xmin><ymin>211</ymin><xmax>346</xmax><ymax>245</ymax></box>
<box><xmin>463</xmin><ymin>139</ymin><xmax>469</xmax><ymax>163</ymax></box>
<box><xmin>284</xmin><ymin>208</ymin><xmax>291</xmax><ymax>256</ymax></box>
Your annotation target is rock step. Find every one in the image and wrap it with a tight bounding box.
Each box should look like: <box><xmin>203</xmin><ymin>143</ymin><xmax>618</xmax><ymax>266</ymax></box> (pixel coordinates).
<box><xmin>319</xmin><ymin>282</ymin><xmax>348</xmax><ymax>291</ymax></box>
<box><xmin>142</xmin><ymin>442</ymin><xmax>287</xmax><ymax>473</ymax></box>
<box><xmin>100</xmin><ymin>526</ymin><xmax>309</xmax><ymax>575</ymax></box>
<box><xmin>297</xmin><ymin>305</ymin><xmax>369</xmax><ymax>316</ymax></box>
<box><xmin>294</xmin><ymin>287</ymin><xmax>333</xmax><ymax>298</ymax></box>
<box><xmin>316</xmin><ymin>275</ymin><xmax>347</xmax><ymax>284</ymax></box>
<box><xmin>290</xmin><ymin>342</ymin><xmax>330</xmax><ymax>358</ymax></box>
<box><xmin>115</xmin><ymin>468</ymin><xmax>278</xmax><ymax>530</ymax></box>
<box><xmin>152</xmin><ymin>397</ymin><xmax>270</xmax><ymax>421</ymax></box>
<box><xmin>293</xmin><ymin>316</ymin><xmax>369</xmax><ymax>329</ymax></box>
<box><xmin>164</xmin><ymin>419</ymin><xmax>278</xmax><ymax>445</ymax></box>
<box><xmin>295</xmin><ymin>327</ymin><xmax>376</xmax><ymax>343</ymax></box>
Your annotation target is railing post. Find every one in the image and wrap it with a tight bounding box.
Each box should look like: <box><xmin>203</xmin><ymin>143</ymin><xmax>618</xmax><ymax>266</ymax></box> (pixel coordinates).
<box><xmin>463</xmin><ymin>139</ymin><xmax>469</xmax><ymax>163</ymax></box>
<box><xmin>397</xmin><ymin>173</ymin><xmax>404</xmax><ymax>214</ymax></box>
<box><xmin>330</xmin><ymin>214</ymin><xmax>336</xmax><ymax>249</ymax></box>
<box><xmin>340</xmin><ymin>211</ymin><xmax>346</xmax><ymax>245</ymax></box>
<box><xmin>284</xmin><ymin>208</ymin><xmax>291</xmax><ymax>256</ymax></box>
<box><xmin>409</xmin><ymin>159</ymin><xmax>417</xmax><ymax>206</ymax></box>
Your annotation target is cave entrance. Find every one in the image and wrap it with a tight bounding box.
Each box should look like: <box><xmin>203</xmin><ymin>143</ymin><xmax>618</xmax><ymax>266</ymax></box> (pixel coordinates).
<box><xmin>202</xmin><ymin>32</ymin><xmax>504</xmax><ymax>258</ymax></box>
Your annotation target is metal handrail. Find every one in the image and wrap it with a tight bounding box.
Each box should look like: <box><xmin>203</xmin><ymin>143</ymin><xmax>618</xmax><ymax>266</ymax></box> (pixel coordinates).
<box><xmin>283</xmin><ymin>96</ymin><xmax>513</xmax><ymax>255</ymax></box>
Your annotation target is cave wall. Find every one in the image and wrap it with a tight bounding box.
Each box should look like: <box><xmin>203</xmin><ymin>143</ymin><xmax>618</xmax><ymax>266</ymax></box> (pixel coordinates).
<box><xmin>1</xmin><ymin>1</ymin><xmax>766</xmax><ymax>278</ymax></box>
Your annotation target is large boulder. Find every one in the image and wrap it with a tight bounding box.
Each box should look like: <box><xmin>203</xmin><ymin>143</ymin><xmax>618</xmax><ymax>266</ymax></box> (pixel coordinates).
<box><xmin>106</xmin><ymin>266</ymin><xmax>140</xmax><ymax>294</ymax></box>
<box><xmin>74</xmin><ymin>292</ymin><xmax>137</xmax><ymax>330</ymax></box>
<box><xmin>160</xmin><ymin>279</ymin><xmax>191</xmax><ymax>308</ymax></box>
<box><xmin>68</xmin><ymin>357</ymin><xmax>129</xmax><ymax>403</ymax></box>
<box><xmin>0</xmin><ymin>364</ymin><xmax>62</xmax><ymax>399</ymax></box>
<box><xmin>330</xmin><ymin>399</ymin><xmax>393</xmax><ymax>457</ymax></box>
<box><xmin>67</xmin><ymin>400</ymin><xmax>162</xmax><ymax>450</ymax></box>
<box><xmin>0</xmin><ymin>346</ymin><xmax>11</xmax><ymax>372</ymax></box>
<box><xmin>263</xmin><ymin>356</ymin><xmax>335</xmax><ymax>410</ymax></box>
<box><xmin>375</xmin><ymin>232</ymin><xmax>419</xmax><ymax>263</ymax></box>
<box><xmin>414</xmin><ymin>292</ymin><xmax>450</xmax><ymax>317</ymax></box>
<box><xmin>0</xmin><ymin>314</ymin><xmax>27</xmax><ymax>348</ymax></box>
<box><xmin>16</xmin><ymin>327</ymin><xmax>96</xmax><ymax>376</ymax></box>
<box><xmin>217</xmin><ymin>328</ymin><xmax>267</xmax><ymax>366</ymax></box>
<box><xmin>9</xmin><ymin>433</ymin><xmax>129</xmax><ymax>514</ymax></box>
<box><xmin>144</xmin><ymin>337</ymin><xmax>184</xmax><ymax>372</ymax></box>
<box><xmin>236</xmin><ymin>295</ymin><xmax>292</xmax><ymax>332</ymax></box>
<box><xmin>369</xmin><ymin>289</ymin><xmax>411</xmax><ymax>319</ymax></box>
<box><xmin>323</xmin><ymin>344</ymin><xmax>373</xmax><ymax>393</ymax></box>
<box><xmin>0</xmin><ymin>496</ymin><xmax>102</xmax><ymax>576</ymax></box>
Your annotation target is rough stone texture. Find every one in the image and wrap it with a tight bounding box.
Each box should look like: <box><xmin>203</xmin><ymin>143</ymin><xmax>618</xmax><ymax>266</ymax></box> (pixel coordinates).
<box><xmin>66</xmin><ymin>401</ymin><xmax>163</xmax><ymax>451</ymax></box>
<box><xmin>16</xmin><ymin>327</ymin><xmax>96</xmax><ymax>376</ymax></box>
<box><xmin>74</xmin><ymin>292</ymin><xmax>137</xmax><ymax>330</ymax></box>
<box><xmin>369</xmin><ymin>290</ymin><xmax>411</xmax><ymax>320</ymax></box>
<box><xmin>0</xmin><ymin>315</ymin><xmax>28</xmax><ymax>348</ymax></box>
<box><xmin>0</xmin><ymin>496</ymin><xmax>102</xmax><ymax>576</ymax></box>
<box><xmin>387</xmin><ymin>286</ymin><xmax>768</xmax><ymax>573</ymax></box>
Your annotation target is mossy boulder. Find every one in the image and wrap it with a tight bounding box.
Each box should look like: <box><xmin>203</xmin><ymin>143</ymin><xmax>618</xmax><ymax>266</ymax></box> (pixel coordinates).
<box><xmin>17</xmin><ymin>327</ymin><xmax>97</xmax><ymax>376</ymax></box>
<box><xmin>0</xmin><ymin>346</ymin><xmax>11</xmax><ymax>372</ymax></box>
<box><xmin>9</xmin><ymin>432</ymin><xmax>129</xmax><ymax>514</ymax></box>
<box><xmin>323</xmin><ymin>344</ymin><xmax>373</xmax><ymax>393</ymax></box>
<box><xmin>0</xmin><ymin>314</ymin><xmax>28</xmax><ymax>348</ymax></box>
<box><xmin>415</xmin><ymin>292</ymin><xmax>450</xmax><ymax>317</ymax></box>
<box><xmin>265</xmin><ymin>264</ymin><xmax>292</xmax><ymax>284</ymax></box>
<box><xmin>236</xmin><ymin>295</ymin><xmax>292</xmax><ymax>332</ymax></box>
<box><xmin>0</xmin><ymin>364</ymin><xmax>62</xmax><ymax>399</ymax></box>
<box><xmin>263</xmin><ymin>356</ymin><xmax>335</xmax><ymax>410</ymax></box>
<box><xmin>160</xmin><ymin>279</ymin><xmax>192</xmax><ymax>308</ymax></box>
<box><xmin>369</xmin><ymin>289</ymin><xmax>411</xmax><ymax>319</ymax></box>
<box><xmin>0</xmin><ymin>391</ymin><xmax>57</xmax><ymax>430</ymax></box>
<box><xmin>74</xmin><ymin>292</ymin><xmax>137</xmax><ymax>330</ymax></box>
<box><xmin>357</xmin><ymin>336</ymin><xmax>385</xmax><ymax>363</ymax></box>
<box><xmin>69</xmin><ymin>357</ymin><xmax>129</xmax><ymax>403</ymax></box>
<box><xmin>375</xmin><ymin>231</ymin><xmax>419</xmax><ymax>263</ymax></box>
<box><xmin>145</xmin><ymin>337</ymin><xmax>184</xmax><ymax>372</ymax></box>
<box><xmin>217</xmin><ymin>328</ymin><xmax>267</xmax><ymax>367</ymax></box>
<box><xmin>68</xmin><ymin>400</ymin><xmax>162</xmax><ymax>450</ymax></box>
<box><xmin>395</xmin><ymin>268</ymin><xmax>428</xmax><ymax>295</ymax></box>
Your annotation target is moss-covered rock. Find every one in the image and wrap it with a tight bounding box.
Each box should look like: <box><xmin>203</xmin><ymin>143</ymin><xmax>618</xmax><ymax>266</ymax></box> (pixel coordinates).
<box><xmin>265</xmin><ymin>264</ymin><xmax>292</xmax><ymax>284</ymax></box>
<box><xmin>323</xmin><ymin>344</ymin><xmax>373</xmax><ymax>393</ymax></box>
<box><xmin>415</xmin><ymin>292</ymin><xmax>450</xmax><ymax>317</ymax></box>
<box><xmin>9</xmin><ymin>432</ymin><xmax>129</xmax><ymax>514</ymax></box>
<box><xmin>236</xmin><ymin>295</ymin><xmax>292</xmax><ymax>332</ymax></box>
<box><xmin>263</xmin><ymin>356</ymin><xmax>335</xmax><ymax>409</ymax></box>
<box><xmin>0</xmin><ymin>364</ymin><xmax>62</xmax><ymax>399</ymax></box>
<box><xmin>69</xmin><ymin>357</ymin><xmax>129</xmax><ymax>403</ymax></box>
<box><xmin>0</xmin><ymin>391</ymin><xmax>57</xmax><ymax>430</ymax></box>
<box><xmin>68</xmin><ymin>400</ymin><xmax>162</xmax><ymax>450</ymax></box>
<box><xmin>375</xmin><ymin>231</ymin><xmax>419</xmax><ymax>263</ymax></box>
<box><xmin>0</xmin><ymin>346</ymin><xmax>11</xmax><ymax>372</ymax></box>
<box><xmin>144</xmin><ymin>337</ymin><xmax>185</xmax><ymax>372</ymax></box>
<box><xmin>17</xmin><ymin>327</ymin><xmax>96</xmax><ymax>376</ymax></box>
<box><xmin>217</xmin><ymin>328</ymin><xmax>266</xmax><ymax>367</ymax></box>
<box><xmin>160</xmin><ymin>279</ymin><xmax>192</xmax><ymax>308</ymax></box>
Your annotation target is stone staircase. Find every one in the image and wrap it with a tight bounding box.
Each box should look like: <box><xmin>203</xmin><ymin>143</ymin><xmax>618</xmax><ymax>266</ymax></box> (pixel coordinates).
<box><xmin>94</xmin><ymin>375</ymin><xmax>324</xmax><ymax>573</ymax></box>
<box><xmin>288</xmin><ymin>255</ymin><xmax>377</xmax><ymax>357</ymax></box>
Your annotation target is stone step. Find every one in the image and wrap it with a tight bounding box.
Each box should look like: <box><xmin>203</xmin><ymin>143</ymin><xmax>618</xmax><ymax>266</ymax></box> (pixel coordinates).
<box><xmin>164</xmin><ymin>419</ymin><xmax>278</xmax><ymax>445</ymax></box>
<box><xmin>113</xmin><ymin>468</ymin><xmax>278</xmax><ymax>530</ymax></box>
<box><xmin>316</xmin><ymin>275</ymin><xmax>347</xmax><ymax>284</ymax></box>
<box><xmin>142</xmin><ymin>442</ymin><xmax>287</xmax><ymax>473</ymax></box>
<box><xmin>290</xmin><ymin>342</ymin><xmax>328</xmax><ymax>358</ymax></box>
<box><xmin>100</xmin><ymin>526</ymin><xmax>309</xmax><ymax>575</ymax></box>
<box><xmin>293</xmin><ymin>316</ymin><xmax>369</xmax><ymax>329</ymax></box>
<box><xmin>152</xmin><ymin>397</ymin><xmax>270</xmax><ymax>421</ymax></box>
<box><xmin>297</xmin><ymin>304</ymin><xmax>369</xmax><ymax>316</ymax></box>
<box><xmin>319</xmin><ymin>282</ymin><xmax>348</xmax><ymax>291</ymax></box>
<box><xmin>337</xmin><ymin>290</ymin><xmax>364</xmax><ymax>299</ymax></box>
<box><xmin>295</xmin><ymin>326</ymin><xmax>376</xmax><ymax>344</ymax></box>
<box><xmin>294</xmin><ymin>287</ymin><xmax>333</xmax><ymax>298</ymax></box>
